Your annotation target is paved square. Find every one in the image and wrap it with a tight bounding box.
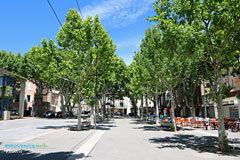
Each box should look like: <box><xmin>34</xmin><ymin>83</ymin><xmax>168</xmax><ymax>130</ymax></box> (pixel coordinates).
<box><xmin>0</xmin><ymin>117</ymin><xmax>240</xmax><ymax>160</ymax></box>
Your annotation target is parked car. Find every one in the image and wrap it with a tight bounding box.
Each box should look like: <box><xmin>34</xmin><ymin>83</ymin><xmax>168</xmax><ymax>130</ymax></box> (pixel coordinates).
<box><xmin>10</xmin><ymin>110</ymin><xmax>19</xmax><ymax>116</ymax></box>
<box><xmin>43</xmin><ymin>111</ymin><xmax>55</xmax><ymax>118</ymax></box>
<box><xmin>24</xmin><ymin>110</ymin><xmax>31</xmax><ymax>117</ymax></box>
<box><xmin>115</xmin><ymin>112</ymin><xmax>123</xmax><ymax>116</ymax></box>
<box><xmin>55</xmin><ymin>111</ymin><xmax>71</xmax><ymax>118</ymax></box>
<box><xmin>128</xmin><ymin>113</ymin><xmax>135</xmax><ymax>117</ymax></box>
<box><xmin>55</xmin><ymin>111</ymin><xmax>63</xmax><ymax>118</ymax></box>
<box><xmin>82</xmin><ymin>111</ymin><xmax>90</xmax><ymax>115</ymax></box>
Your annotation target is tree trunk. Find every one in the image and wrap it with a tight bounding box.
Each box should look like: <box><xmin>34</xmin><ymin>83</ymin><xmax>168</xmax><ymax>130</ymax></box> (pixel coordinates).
<box><xmin>145</xmin><ymin>95</ymin><xmax>148</xmax><ymax>120</ymax></box>
<box><xmin>69</xmin><ymin>102</ymin><xmax>74</xmax><ymax>118</ymax></box>
<box><xmin>96</xmin><ymin>100</ymin><xmax>100</xmax><ymax>121</ymax></box>
<box><xmin>102</xmin><ymin>94</ymin><xmax>106</xmax><ymax>122</ymax></box>
<box><xmin>60</xmin><ymin>94</ymin><xmax>66</xmax><ymax>117</ymax></box>
<box><xmin>183</xmin><ymin>105</ymin><xmax>187</xmax><ymax>118</ymax></box>
<box><xmin>140</xmin><ymin>96</ymin><xmax>144</xmax><ymax>120</ymax></box>
<box><xmin>90</xmin><ymin>106</ymin><xmax>94</xmax><ymax>124</ymax></box>
<box><xmin>191</xmin><ymin>100</ymin><xmax>196</xmax><ymax>118</ymax></box>
<box><xmin>155</xmin><ymin>90</ymin><xmax>160</xmax><ymax>125</ymax></box>
<box><xmin>217</xmin><ymin>95</ymin><xmax>228</xmax><ymax>150</ymax></box>
<box><xmin>19</xmin><ymin>81</ymin><xmax>26</xmax><ymax>118</ymax></box>
<box><xmin>169</xmin><ymin>89</ymin><xmax>177</xmax><ymax>132</ymax></box>
<box><xmin>131</xmin><ymin>98</ymin><xmax>137</xmax><ymax>118</ymax></box>
<box><xmin>112</xmin><ymin>96</ymin><xmax>115</xmax><ymax>118</ymax></box>
<box><xmin>35</xmin><ymin>87</ymin><xmax>43</xmax><ymax>117</ymax></box>
<box><xmin>212</xmin><ymin>66</ymin><xmax>229</xmax><ymax>150</ymax></box>
<box><xmin>77</xmin><ymin>103</ymin><xmax>82</xmax><ymax>131</ymax></box>
<box><xmin>94</xmin><ymin>102</ymin><xmax>97</xmax><ymax>129</ymax></box>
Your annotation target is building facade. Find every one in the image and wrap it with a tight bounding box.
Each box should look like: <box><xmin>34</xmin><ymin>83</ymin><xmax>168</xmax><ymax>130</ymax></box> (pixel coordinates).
<box><xmin>202</xmin><ymin>70</ymin><xmax>240</xmax><ymax>119</ymax></box>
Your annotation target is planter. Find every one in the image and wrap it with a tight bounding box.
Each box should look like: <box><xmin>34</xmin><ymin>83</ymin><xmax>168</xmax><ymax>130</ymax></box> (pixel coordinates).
<box><xmin>160</xmin><ymin>119</ymin><xmax>172</xmax><ymax>127</ymax></box>
<box><xmin>3</xmin><ymin>111</ymin><xmax>10</xmax><ymax>120</ymax></box>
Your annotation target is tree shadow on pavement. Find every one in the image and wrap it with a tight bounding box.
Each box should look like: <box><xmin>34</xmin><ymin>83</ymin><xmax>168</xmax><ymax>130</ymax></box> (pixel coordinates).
<box><xmin>130</xmin><ymin>119</ymin><xmax>156</xmax><ymax>125</ymax></box>
<box><xmin>96</xmin><ymin>124</ymin><xmax>117</xmax><ymax>130</ymax></box>
<box><xmin>0</xmin><ymin>150</ymin><xmax>85</xmax><ymax>160</ymax></box>
<box><xmin>97</xmin><ymin>120</ymin><xmax>115</xmax><ymax>124</ymax></box>
<box><xmin>134</xmin><ymin>125</ymin><xmax>194</xmax><ymax>132</ymax></box>
<box><xmin>149</xmin><ymin>134</ymin><xmax>240</xmax><ymax>156</ymax></box>
<box><xmin>113</xmin><ymin>116</ymin><xmax>125</xmax><ymax>119</ymax></box>
<box><xmin>37</xmin><ymin>125</ymin><xmax>77</xmax><ymax>130</ymax></box>
<box><xmin>69</xmin><ymin>124</ymin><xmax>117</xmax><ymax>131</ymax></box>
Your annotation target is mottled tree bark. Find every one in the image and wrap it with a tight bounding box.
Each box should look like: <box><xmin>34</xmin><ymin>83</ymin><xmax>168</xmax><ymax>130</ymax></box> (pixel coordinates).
<box><xmin>19</xmin><ymin>81</ymin><xmax>26</xmax><ymax>118</ymax></box>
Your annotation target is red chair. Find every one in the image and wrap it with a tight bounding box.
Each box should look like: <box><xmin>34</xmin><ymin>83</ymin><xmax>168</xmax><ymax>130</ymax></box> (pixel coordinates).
<box><xmin>176</xmin><ymin>118</ymin><xmax>180</xmax><ymax>126</ymax></box>
<box><xmin>210</xmin><ymin>119</ymin><xmax>218</xmax><ymax>130</ymax></box>
<box><xmin>229</xmin><ymin>119</ymin><xmax>239</xmax><ymax>132</ymax></box>
<box><xmin>194</xmin><ymin>120</ymin><xmax>202</xmax><ymax>128</ymax></box>
<box><xmin>184</xmin><ymin>118</ymin><xmax>190</xmax><ymax>126</ymax></box>
<box><xmin>224</xmin><ymin>118</ymin><xmax>229</xmax><ymax>129</ymax></box>
<box><xmin>180</xmin><ymin>118</ymin><xmax>185</xmax><ymax>126</ymax></box>
<box><xmin>202</xmin><ymin>121</ymin><xmax>209</xmax><ymax>130</ymax></box>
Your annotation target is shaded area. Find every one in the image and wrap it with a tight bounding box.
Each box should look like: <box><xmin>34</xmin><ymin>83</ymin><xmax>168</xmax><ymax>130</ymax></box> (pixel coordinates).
<box><xmin>97</xmin><ymin>120</ymin><xmax>115</xmax><ymax>125</ymax></box>
<box><xmin>37</xmin><ymin>125</ymin><xmax>76</xmax><ymax>130</ymax></box>
<box><xmin>69</xmin><ymin>124</ymin><xmax>117</xmax><ymax>131</ymax></box>
<box><xmin>96</xmin><ymin>124</ymin><xmax>117</xmax><ymax>131</ymax></box>
<box><xmin>130</xmin><ymin>119</ymin><xmax>156</xmax><ymax>125</ymax></box>
<box><xmin>37</xmin><ymin>118</ymin><xmax>117</xmax><ymax>131</ymax></box>
<box><xmin>134</xmin><ymin>125</ymin><xmax>194</xmax><ymax>132</ymax></box>
<box><xmin>149</xmin><ymin>134</ymin><xmax>240</xmax><ymax>156</ymax></box>
<box><xmin>37</xmin><ymin>119</ymin><xmax>116</xmax><ymax>131</ymax></box>
<box><xmin>131</xmin><ymin>119</ymin><xmax>194</xmax><ymax>132</ymax></box>
<box><xmin>113</xmin><ymin>116</ymin><xmax>126</xmax><ymax>119</ymax></box>
<box><xmin>0</xmin><ymin>150</ymin><xmax>82</xmax><ymax>160</ymax></box>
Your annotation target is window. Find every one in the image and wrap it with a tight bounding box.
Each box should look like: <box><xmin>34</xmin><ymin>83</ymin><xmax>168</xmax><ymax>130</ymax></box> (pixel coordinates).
<box><xmin>120</xmin><ymin>102</ymin><xmax>124</xmax><ymax>107</ymax></box>
<box><xmin>27</xmin><ymin>95</ymin><xmax>31</xmax><ymax>102</ymax></box>
<box><xmin>27</xmin><ymin>83</ymin><xmax>32</xmax><ymax>91</ymax></box>
<box><xmin>229</xmin><ymin>107</ymin><xmax>239</xmax><ymax>119</ymax></box>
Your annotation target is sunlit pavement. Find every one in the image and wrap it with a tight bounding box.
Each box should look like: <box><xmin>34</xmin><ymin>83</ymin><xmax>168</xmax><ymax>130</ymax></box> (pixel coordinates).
<box><xmin>0</xmin><ymin>118</ymin><xmax>94</xmax><ymax>160</ymax></box>
<box><xmin>86</xmin><ymin>118</ymin><xmax>240</xmax><ymax>160</ymax></box>
<box><xmin>0</xmin><ymin>117</ymin><xmax>240</xmax><ymax>160</ymax></box>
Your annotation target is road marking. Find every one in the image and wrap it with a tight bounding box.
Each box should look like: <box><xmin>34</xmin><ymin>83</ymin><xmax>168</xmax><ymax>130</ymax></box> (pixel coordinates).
<box><xmin>67</xmin><ymin>130</ymin><xmax>105</xmax><ymax>160</ymax></box>
<box><xmin>71</xmin><ymin>130</ymin><xmax>95</xmax><ymax>152</ymax></box>
<box><xmin>14</xmin><ymin>129</ymin><xmax>62</xmax><ymax>143</ymax></box>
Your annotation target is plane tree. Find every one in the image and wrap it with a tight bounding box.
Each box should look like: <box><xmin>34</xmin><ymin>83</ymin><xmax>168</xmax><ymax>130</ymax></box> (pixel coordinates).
<box><xmin>150</xmin><ymin>0</ymin><xmax>240</xmax><ymax>150</ymax></box>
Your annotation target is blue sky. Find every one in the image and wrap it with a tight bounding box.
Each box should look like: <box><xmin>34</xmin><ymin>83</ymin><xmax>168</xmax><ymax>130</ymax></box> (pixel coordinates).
<box><xmin>0</xmin><ymin>0</ymin><xmax>156</xmax><ymax>65</ymax></box>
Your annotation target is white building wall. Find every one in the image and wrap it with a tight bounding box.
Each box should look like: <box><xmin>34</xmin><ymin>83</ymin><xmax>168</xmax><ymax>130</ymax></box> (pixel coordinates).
<box><xmin>113</xmin><ymin>97</ymin><xmax>131</xmax><ymax>114</ymax></box>
<box><xmin>223</xmin><ymin>106</ymin><xmax>230</xmax><ymax>119</ymax></box>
